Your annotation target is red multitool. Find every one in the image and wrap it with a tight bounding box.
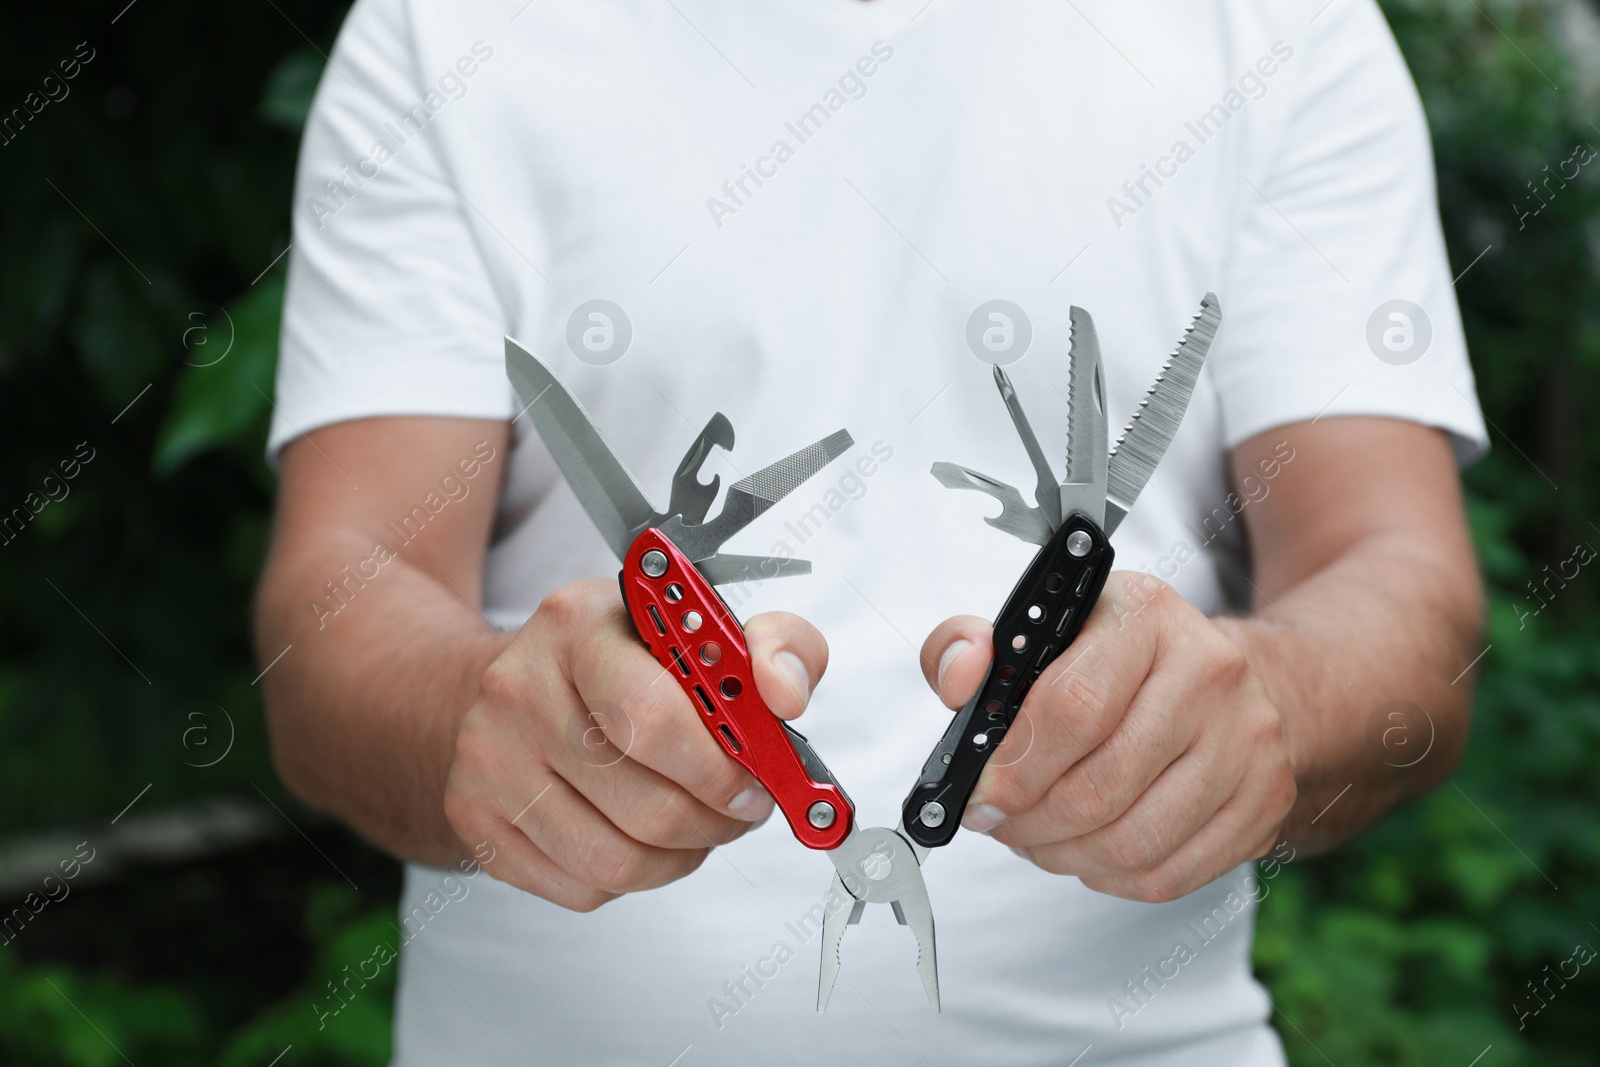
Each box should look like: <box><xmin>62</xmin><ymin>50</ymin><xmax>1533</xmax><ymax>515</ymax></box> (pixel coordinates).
<box><xmin>506</xmin><ymin>342</ymin><xmax>940</xmax><ymax>1012</ymax></box>
<box><xmin>506</xmin><ymin>338</ymin><xmax>858</xmax><ymax>849</ymax></box>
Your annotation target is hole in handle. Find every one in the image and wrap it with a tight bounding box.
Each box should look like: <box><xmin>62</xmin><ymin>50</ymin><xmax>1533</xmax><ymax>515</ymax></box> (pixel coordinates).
<box><xmin>1054</xmin><ymin>605</ymin><xmax>1076</xmax><ymax>636</ymax></box>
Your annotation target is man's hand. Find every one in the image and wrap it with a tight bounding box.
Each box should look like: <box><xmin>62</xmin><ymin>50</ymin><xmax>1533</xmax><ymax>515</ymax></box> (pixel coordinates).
<box><xmin>922</xmin><ymin>574</ymin><xmax>1297</xmax><ymax>904</ymax></box>
<box><xmin>913</xmin><ymin>418</ymin><xmax>1483</xmax><ymax>899</ymax></box>
<box><xmin>257</xmin><ymin>415</ymin><xmax>836</xmax><ymax>911</ymax></box>
<box><xmin>444</xmin><ymin>578</ymin><xmax>828</xmax><ymax>913</ymax></box>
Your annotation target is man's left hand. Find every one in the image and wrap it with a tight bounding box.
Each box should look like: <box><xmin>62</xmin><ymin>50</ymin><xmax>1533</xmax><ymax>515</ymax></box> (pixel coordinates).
<box><xmin>922</xmin><ymin>572</ymin><xmax>1297</xmax><ymax>903</ymax></box>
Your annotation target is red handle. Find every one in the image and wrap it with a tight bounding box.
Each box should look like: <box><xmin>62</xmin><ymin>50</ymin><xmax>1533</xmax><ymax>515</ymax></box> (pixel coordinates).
<box><xmin>620</xmin><ymin>529</ymin><xmax>852</xmax><ymax>850</ymax></box>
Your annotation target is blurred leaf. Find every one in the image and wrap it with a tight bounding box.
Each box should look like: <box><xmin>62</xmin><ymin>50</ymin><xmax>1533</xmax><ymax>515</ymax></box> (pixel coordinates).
<box><xmin>261</xmin><ymin>49</ymin><xmax>325</xmax><ymax>132</ymax></box>
<box><xmin>68</xmin><ymin>262</ymin><xmax>165</xmax><ymax>408</ymax></box>
<box><xmin>152</xmin><ymin>273</ymin><xmax>283</xmax><ymax>475</ymax></box>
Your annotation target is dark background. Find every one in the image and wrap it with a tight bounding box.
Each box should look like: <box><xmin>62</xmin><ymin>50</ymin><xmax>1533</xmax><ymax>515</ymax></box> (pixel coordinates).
<box><xmin>2</xmin><ymin>1</ymin><xmax>1597</xmax><ymax>1063</ymax></box>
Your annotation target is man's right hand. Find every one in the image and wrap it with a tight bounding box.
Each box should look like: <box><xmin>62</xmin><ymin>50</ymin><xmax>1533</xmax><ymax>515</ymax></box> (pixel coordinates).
<box><xmin>444</xmin><ymin>577</ymin><xmax>829</xmax><ymax>912</ymax></box>
<box><xmin>257</xmin><ymin>416</ymin><xmax>828</xmax><ymax>914</ymax></box>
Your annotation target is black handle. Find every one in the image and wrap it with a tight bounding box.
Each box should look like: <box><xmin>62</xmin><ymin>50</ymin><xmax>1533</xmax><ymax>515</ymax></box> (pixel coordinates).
<box><xmin>901</xmin><ymin>514</ymin><xmax>1113</xmax><ymax>848</ymax></box>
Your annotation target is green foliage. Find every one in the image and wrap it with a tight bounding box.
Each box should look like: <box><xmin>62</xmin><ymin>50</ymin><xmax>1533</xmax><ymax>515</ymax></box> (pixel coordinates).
<box><xmin>259</xmin><ymin>49</ymin><xmax>324</xmax><ymax>133</ymax></box>
<box><xmin>153</xmin><ymin>274</ymin><xmax>283</xmax><ymax>477</ymax></box>
<box><xmin>0</xmin><ymin>3</ymin><xmax>339</xmax><ymax>839</ymax></box>
<box><xmin>0</xmin><ymin>887</ymin><xmax>397</xmax><ymax>1066</ymax></box>
<box><xmin>0</xmin><ymin>0</ymin><xmax>1595</xmax><ymax>1064</ymax></box>
<box><xmin>215</xmin><ymin>887</ymin><xmax>399</xmax><ymax>1067</ymax></box>
<box><xmin>1252</xmin><ymin>4</ymin><xmax>1600</xmax><ymax>1064</ymax></box>
<box><xmin>0</xmin><ymin>949</ymin><xmax>206</xmax><ymax>1066</ymax></box>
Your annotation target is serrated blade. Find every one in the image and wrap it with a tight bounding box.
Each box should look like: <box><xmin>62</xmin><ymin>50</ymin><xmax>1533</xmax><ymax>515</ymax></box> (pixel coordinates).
<box><xmin>660</xmin><ymin>430</ymin><xmax>854</xmax><ymax>561</ymax></box>
<box><xmin>993</xmin><ymin>367</ymin><xmax>1062</xmax><ymax>529</ymax></box>
<box><xmin>1103</xmin><ymin>293</ymin><xmax>1221</xmax><ymax>536</ymax></box>
<box><xmin>1059</xmin><ymin>306</ymin><xmax>1108</xmax><ymax>528</ymax></box>
<box><xmin>505</xmin><ymin>337</ymin><xmax>656</xmax><ymax>562</ymax></box>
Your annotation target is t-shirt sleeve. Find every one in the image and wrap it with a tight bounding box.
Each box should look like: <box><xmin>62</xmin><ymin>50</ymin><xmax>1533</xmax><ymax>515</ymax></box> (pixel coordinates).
<box><xmin>1213</xmin><ymin>0</ymin><xmax>1488</xmax><ymax>466</ymax></box>
<box><xmin>267</xmin><ymin>0</ymin><xmax>512</xmax><ymax>461</ymax></box>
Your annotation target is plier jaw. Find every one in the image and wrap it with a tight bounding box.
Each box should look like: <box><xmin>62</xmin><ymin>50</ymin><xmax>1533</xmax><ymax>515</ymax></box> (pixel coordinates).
<box><xmin>817</xmin><ymin>825</ymin><xmax>939</xmax><ymax>1013</ymax></box>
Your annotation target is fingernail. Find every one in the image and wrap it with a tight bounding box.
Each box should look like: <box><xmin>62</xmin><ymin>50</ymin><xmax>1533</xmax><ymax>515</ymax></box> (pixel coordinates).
<box><xmin>1009</xmin><ymin>846</ymin><xmax>1030</xmax><ymax>861</ymax></box>
<box><xmin>730</xmin><ymin>787</ymin><xmax>774</xmax><ymax>822</ymax></box>
<box><xmin>773</xmin><ymin>650</ymin><xmax>811</xmax><ymax>704</ymax></box>
<box><xmin>937</xmin><ymin>640</ymin><xmax>971</xmax><ymax>690</ymax></box>
<box><xmin>963</xmin><ymin>803</ymin><xmax>1007</xmax><ymax>833</ymax></box>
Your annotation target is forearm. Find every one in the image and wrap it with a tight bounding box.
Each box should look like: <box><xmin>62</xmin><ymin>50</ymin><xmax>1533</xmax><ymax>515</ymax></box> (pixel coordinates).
<box><xmin>255</xmin><ymin>531</ymin><xmax>503</xmax><ymax>867</ymax></box>
<box><xmin>1217</xmin><ymin>530</ymin><xmax>1483</xmax><ymax>853</ymax></box>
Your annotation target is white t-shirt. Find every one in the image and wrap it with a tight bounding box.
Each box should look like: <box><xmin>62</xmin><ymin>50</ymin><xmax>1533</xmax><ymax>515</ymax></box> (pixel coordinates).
<box><xmin>271</xmin><ymin>1</ymin><xmax>1487</xmax><ymax>1063</ymax></box>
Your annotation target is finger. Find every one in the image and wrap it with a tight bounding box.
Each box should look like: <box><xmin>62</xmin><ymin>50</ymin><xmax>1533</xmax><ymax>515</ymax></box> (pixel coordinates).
<box><xmin>988</xmin><ymin>643</ymin><xmax>1229</xmax><ymax>847</ymax></box>
<box><xmin>515</xmin><ymin>772</ymin><xmax>713</xmax><ymax>895</ymax></box>
<box><xmin>1011</xmin><ymin>740</ymin><xmax>1243</xmax><ymax>877</ymax></box>
<box><xmin>743</xmin><ymin>611</ymin><xmax>829</xmax><ymax>721</ymax></box>
<box><xmin>553</xmin><ymin>734</ymin><xmax>757</xmax><ymax>849</ymax></box>
<box><xmin>473</xmin><ymin>819</ymin><xmax>619</xmax><ymax>912</ymax></box>
<box><xmin>568</xmin><ymin>600</ymin><xmax>773</xmax><ymax>823</ymax></box>
<box><xmin>965</xmin><ymin>580</ymin><xmax>1161</xmax><ymax>827</ymax></box>
<box><xmin>990</xmin><ymin>708</ymin><xmax>1197</xmax><ymax>849</ymax></box>
<box><xmin>919</xmin><ymin>615</ymin><xmax>994</xmax><ymax>709</ymax></box>
<box><xmin>443</xmin><ymin>751</ymin><xmax>620</xmax><ymax>911</ymax></box>
<box><xmin>1080</xmin><ymin>777</ymin><xmax>1292</xmax><ymax>903</ymax></box>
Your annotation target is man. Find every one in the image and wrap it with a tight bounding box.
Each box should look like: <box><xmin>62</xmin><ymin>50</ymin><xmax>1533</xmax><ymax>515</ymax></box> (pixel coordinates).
<box><xmin>257</xmin><ymin>0</ymin><xmax>1487</xmax><ymax>1063</ymax></box>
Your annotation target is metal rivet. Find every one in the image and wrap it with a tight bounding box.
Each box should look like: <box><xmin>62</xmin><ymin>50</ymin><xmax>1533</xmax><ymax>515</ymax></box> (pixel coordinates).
<box><xmin>919</xmin><ymin>801</ymin><xmax>946</xmax><ymax>828</ymax></box>
<box><xmin>807</xmin><ymin>801</ymin><xmax>836</xmax><ymax>829</ymax></box>
<box><xmin>940</xmin><ymin>753</ymin><xmax>952</xmax><ymax>765</ymax></box>
<box><xmin>1066</xmin><ymin>530</ymin><xmax>1092</xmax><ymax>558</ymax></box>
<box><xmin>641</xmin><ymin>550</ymin><xmax>669</xmax><ymax>577</ymax></box>
<box><xmin>682</xmin><ymin>611</ymin><xmax>702</xmax><ymax>632</ymax></box>
<box><xmin>974</xmin><ymin>732</ymin><xmax>989</xmax><ymax>747</ymax></box>
<box><xmin>862</xmin><ymin>850</ymin><xmax>892</xmax><ymax>880</ymax></box>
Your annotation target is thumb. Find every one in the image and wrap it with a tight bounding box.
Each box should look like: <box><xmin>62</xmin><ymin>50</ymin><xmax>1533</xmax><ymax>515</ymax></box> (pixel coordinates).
<box><xmin>743</xmin><ymin>611</ymin><xmax>828</xmax><ymax>721</ymax></box>
<box><xmin>920</xmin><ymin>615</ymin><xmax>994</xmax><ymax>710</ymax></box>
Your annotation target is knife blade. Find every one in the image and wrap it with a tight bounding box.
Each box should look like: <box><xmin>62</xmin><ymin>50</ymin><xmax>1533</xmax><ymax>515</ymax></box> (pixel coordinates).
<box><xmin>1059</xmin><ymin>306</ymin><xmax>1108</xmax><ymax>528</ymax></box>
<box><xmin>1103</xmin><ymin>293</ymin><xmax>1220</xmax><ymax>537</ymax></box>
<box><xmin>505</xmin><ymin>337</ymin><xmax>657</xmax><ymax>562</ymax></box>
